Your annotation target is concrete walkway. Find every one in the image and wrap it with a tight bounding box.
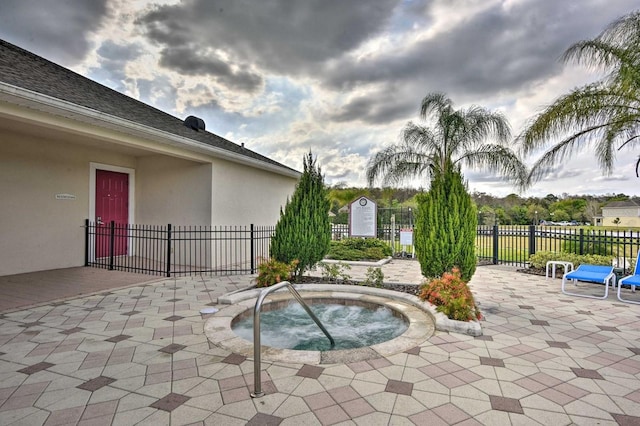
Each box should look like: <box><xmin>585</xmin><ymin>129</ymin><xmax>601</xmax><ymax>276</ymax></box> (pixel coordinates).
<box><xmin>0</xmin><ymin>268</ymin><xmax>162</xmax><ymax>313</ymax></box>
<box><xmin>0</xmin><ymin>262</ymin><xmax>639</xmax><ymax>425</ymax></box>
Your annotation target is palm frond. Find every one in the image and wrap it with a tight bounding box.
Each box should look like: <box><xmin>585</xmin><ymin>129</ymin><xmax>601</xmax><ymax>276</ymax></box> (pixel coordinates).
<box><xmin>419</xmin><ymin>93</ymin><xmax>452</xmax><ymax>121</ymax></box>
<box><xmin>520</xmin><ymin>10</ymin><xmax>640</xmax><ymax>184</ymax></box>
<box><xmin>457</xmin><ymin>144</ymin><xmax>528</xmax><ymax>188</ymax></box>
<box><xmin>365</xmin><ymin>139</ymin><xmax>434</xmax><ymax>186</ymax></box>
<box><xmin>367</xmin><ymin>92</ymin><xmax>524</xmax><ymax>188</ymax></box>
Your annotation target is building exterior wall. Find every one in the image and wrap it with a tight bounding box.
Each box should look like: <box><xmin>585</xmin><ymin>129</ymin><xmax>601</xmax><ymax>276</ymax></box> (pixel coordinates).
<box><xmin>601</xmin><ymin>216</ymin><xmax>640</xmax><ymax>227</ymax></box>
<box><xmin>136</xmin><ymin>156</ymin><xmax>212</xmax><ymax>226</ymax></box>
<box><xmin>211</xmin><ymin>157</ymin><xmax>298</xmax><ymax>225</ymax></box>
<box><xmin>1</xmin><ymin>116</ymin><xmax>298</xmax><ymax>276</ymax></box>
<box><xmin>0</xmin><ymin>130</ymin><xmax>135</xmax><ymax>275</ymax></box>
<box><xmin>601</xmin><ymin>207</ymin><xmax>640</xmax><ymax>227</ymax></box>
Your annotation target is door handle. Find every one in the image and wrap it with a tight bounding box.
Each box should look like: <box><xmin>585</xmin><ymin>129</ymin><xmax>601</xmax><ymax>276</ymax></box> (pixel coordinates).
<box><xmin>97</xmin><ymin>216</ymin><xmax>104</xmax><ymax>225</ymax></box>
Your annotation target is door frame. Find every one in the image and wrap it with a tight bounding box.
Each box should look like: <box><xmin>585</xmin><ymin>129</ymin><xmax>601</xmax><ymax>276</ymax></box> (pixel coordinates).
<box><xmin>88</xmin><ymin>162</ymin><xmax>136</xmax><ymax>261</ymax></box>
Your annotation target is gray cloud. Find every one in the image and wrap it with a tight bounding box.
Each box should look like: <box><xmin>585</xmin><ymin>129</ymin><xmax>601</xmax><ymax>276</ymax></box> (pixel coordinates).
<box><xmin>137</xmin><ymin>0</ymin><xmax>399</xmax><ymax>76</ymax></box>
<box><xmin>0</xmin><ymin>0</ymin><xmax>108</xmax><ymax>65</ymax></box>
<box><xmin>330</xmin><ymin>84</ymin><xmax>418</xmax><ymax>124</ymax></box>
<box><xmin>158</xmin><ymin>46</ymin><xmax>263</xmax><ymax>92</ymax></box>
<box><xmin>97</xmin><ymin>40</ymin><xmax>144</xmax><ymax>63</ymax></box>
<box><xmin>323</xmin><ymin>0</ymin><xmax>639</xmax><ymax>125</ymax></box>
<box><xmin>593</xmin><ymin>175</ymin><xmax>631</xmax><ymax>182</ymax></box>
<box><xmin>89</xmin><ymin>41</ymin><xmax>145</xmax><ymax>92</ymax></box>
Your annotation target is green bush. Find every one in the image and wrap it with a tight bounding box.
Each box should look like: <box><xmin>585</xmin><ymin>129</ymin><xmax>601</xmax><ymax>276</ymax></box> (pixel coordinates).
<box><xmin>256</xmin><ymin>258</ymin><xmax>299</xmax><ymax>287</ymax></box>
<box><xmin>528</xmin><ymin>251</ymin><xmax>613</xmax><ymax>270</ymax></box>
<box><xmin>414</xmin><ymin>166</ymin><xmax>477</xmax><ymax>281</ymax></box>
<box><xmin>318</xmin><ymin>262</ymin><xmax>351</xmax><ymax>283</ymax></box>
<box><xmin>271</xmin><ymin>152</ymin><xmax>331</xmax><ymax>281</ymax></box>
<box><xmin>361</xmin><ymin>267</ymin><xmax>384</xmax><ymax>287</ymax></box>
<box><xmin>325</xmin><ymin>238</ymin><xmax>391</xmax><ymax>261</ymax></box>
<box><xmin>419</xmin><ymin>268</ymin><xmax>481</xmax><ymax>322</ymax></box>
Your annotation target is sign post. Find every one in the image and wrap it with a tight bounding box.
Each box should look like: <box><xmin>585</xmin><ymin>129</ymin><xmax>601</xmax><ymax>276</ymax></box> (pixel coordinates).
<box><xmin>399</xmin><ymin>228</ymin><xmax>415</xmax><ymax>258</ymax></box>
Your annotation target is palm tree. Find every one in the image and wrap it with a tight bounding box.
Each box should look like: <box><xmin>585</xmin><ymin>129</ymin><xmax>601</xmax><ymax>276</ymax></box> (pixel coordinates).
<box><xmin>521</xmin><ymin>11</ymin><xmax>640</xmax><ymax>183</ymax></box>
<box><xmin>366</xmin><ymin>93</ymin><xmax>527</xmax><ymax>187</ymax></box>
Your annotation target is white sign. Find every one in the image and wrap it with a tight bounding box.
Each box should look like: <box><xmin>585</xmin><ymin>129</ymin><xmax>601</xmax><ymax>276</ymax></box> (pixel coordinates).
<box><xmin>55</xmin><ymin>193</ymin><xmax>76</xmax><ymax>200</ymax></box>
<box><xmin>349</xmin><ymin>196</ymin><xmax>377</xmax><ymax>237</ymax></box>
<box><xmin>400</xmin><ymin>228</ymin><xmax>413</xmax><ymax>246</ymax></box>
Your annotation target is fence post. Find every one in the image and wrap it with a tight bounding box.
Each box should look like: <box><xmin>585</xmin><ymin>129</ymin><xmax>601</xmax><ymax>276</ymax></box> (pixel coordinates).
<box><xmin>390</xmin><ymin>215</ymin><xmax>396</xmax><ymax>256</ymax></box>
<box><xmin>492</xmin><ymin>224</ymin><xmax>499</xmax><ymax>265</ymax></box>
<box><xmin>166</xmin><ymin>224</ymin><xmax>172</xmax><ymax>277</ymax></box>
<box><xmin>528</xmin><ymin>225</ymin><xmax>536</xmax><ymax>258</ymax></box>
<box><xmin>579</xmin><ymin>228</ymin><xmax>584</xmax><ymax>255</ymax></box>
<box><xmin>109</xmin><ymin>221</ymin><xmax>115</xmax><ymax>270</ymax></box>
<box><xmin>250</xmin><ymin>224</ymin><xmax>256</xmax><ymax>274</ymax></box>
<box><xmin>84</xmin><ymin>219</ymin><xmax>90</xmax><ymax>266</ymax></box>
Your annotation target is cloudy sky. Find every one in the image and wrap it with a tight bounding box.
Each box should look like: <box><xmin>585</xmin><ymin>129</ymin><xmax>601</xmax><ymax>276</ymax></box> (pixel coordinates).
<box><xmin>1</xmin><ymin>0</ymin><xmax>638</xmax><ymax>197</ymax></box>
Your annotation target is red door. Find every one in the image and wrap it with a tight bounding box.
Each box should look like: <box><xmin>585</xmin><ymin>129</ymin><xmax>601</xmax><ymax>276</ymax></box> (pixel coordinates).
<box><xmin>96</xmin><ymin>170</ymin><xmax>129</xmax><ymax>258</ymax></box>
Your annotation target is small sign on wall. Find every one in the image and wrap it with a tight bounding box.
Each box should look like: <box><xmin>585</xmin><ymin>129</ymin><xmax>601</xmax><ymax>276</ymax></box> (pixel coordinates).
<box><xmin>349</xmin><ymin>196</ymin><xmax>377</xmax><ymax>237</ymax></box>
<box><xmin>55</xmin><ymin>193</ymin><xmax>77</xmax><ymax>200</ymax></box>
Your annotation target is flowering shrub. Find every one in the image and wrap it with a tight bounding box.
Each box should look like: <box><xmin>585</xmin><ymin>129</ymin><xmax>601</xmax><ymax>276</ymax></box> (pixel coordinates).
<box><xmin>419</xmin><ymin>268</ymin><xmax>482</xmax><ymax>322</ymax></box>
<box><xmin>256</xmin><ymin>258</ymin><xmax>299</xmax><ymax>288</ymax></box>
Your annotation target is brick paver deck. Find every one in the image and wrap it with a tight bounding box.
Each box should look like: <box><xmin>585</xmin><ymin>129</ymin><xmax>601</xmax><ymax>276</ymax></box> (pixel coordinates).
<box><xmin>0</xmin><ymin>262</ymin><xmax>638</xmax><ymax>425</ymax></box>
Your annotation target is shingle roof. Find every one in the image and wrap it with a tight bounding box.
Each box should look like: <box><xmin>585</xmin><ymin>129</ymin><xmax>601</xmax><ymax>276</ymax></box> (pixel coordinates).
<box><xmin>604</xmin><ymin>200</ymin><xmax>640</xmax><ymax>208</ymax></box>
<box><xmin>0</xmin><ymin>39</ymin><xmax>298</xmax><ymax>174</ymax></box>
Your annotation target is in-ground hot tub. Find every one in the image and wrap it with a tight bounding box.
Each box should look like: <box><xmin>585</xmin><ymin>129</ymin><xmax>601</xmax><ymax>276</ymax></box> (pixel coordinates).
<box><xmin>204</xmin><ymin>284</ymin><xmax>437</xmax><ymax>364</ymax></box>
<box><xmin>232</xmin><ymin>297</ymin><xmax>410</xmax><ymax>351</ymax></box>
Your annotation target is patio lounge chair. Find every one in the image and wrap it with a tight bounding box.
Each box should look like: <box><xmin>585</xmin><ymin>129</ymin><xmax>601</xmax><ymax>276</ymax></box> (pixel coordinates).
<box><xmin>617</xmin><ymin>252</ymin><xmax>640</xmax><ymax>305</ymax></box>
<box><xmin>561</xmin><ymin>264</ymin><xmax>616</xmax><ymax>300</ymax></box>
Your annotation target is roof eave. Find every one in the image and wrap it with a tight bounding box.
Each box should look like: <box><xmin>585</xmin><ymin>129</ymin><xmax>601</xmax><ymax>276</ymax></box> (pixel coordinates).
<box><xmin>0</xmin><ymin>81</ymin><xmax>301</xmax><ymax>179</ymax></box>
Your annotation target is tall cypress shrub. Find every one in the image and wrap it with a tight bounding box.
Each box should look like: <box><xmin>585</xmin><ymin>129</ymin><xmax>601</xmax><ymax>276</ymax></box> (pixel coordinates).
<box><xmin>271</xmin><ymin>152</ymin><xmax>331</xmax><ymax>281</ymax></box>
<box><xmin>414</xmin><ymin>165</ymin><xmax>477</xmax><ymax>280</ymax></box>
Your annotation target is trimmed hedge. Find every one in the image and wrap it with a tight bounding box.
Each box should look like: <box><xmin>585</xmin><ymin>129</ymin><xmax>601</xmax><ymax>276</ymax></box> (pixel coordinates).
<box><xmin>325</xmin><ymin>238</ymin><xmax>392</xmax><ymax>261</ymax></box>
<box><xmin>528</xmin><ymin>251</ymin><xmax>614</xmax><ymax>270</ymax></box>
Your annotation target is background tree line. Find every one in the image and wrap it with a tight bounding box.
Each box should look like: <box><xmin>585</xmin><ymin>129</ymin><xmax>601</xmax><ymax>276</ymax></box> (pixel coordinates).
<box><xmin>328</xmin><ymin>186</ymin><xmax>639</xmax><ymax>226</ymax></box>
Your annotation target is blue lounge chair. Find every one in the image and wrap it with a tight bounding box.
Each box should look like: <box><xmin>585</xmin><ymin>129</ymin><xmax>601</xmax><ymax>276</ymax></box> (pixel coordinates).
<box><xmin>617</xmin><ymin>253</ymin><xmax>640</xmax><ymax>304</ymax></box>
<box><xmin>562</xmin><ymin>264</ymin><xmax>616</xmax><ymax>299</ymax></box>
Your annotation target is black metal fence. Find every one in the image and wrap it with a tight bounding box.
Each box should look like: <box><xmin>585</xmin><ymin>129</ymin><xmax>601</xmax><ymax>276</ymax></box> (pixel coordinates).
<box><xmin>475</xmin><ymin>225</ymin><xmax>640</xmax><ymax>267</ymax></box>
<box><xmin>335</xmin><ymin>223</ymin><xmax>639</xmax><ymax>267</ymax></box>
<box><xmin>85</xmin><ymin>220</ymin><xmax>274</xmax><ymax>277</ymax></box>
<box><xmin>86</xmin><ymin>220</ymin><xmax>640</xmax><ymax>276</ymax></box>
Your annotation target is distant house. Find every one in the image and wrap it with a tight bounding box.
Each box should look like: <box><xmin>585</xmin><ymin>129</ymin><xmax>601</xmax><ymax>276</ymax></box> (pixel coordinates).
<box><xmin>0</xmin><ymin>39</ymin><xmax>300</xmax><ymax>276</ymax></box>
<box><xmin>597</xmin><ymin>201</ymin><xmax>640</xmax><ymax>227</ymax></box>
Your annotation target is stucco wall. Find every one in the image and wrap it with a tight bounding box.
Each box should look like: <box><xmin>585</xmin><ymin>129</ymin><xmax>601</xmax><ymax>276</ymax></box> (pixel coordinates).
<box><xmin>136</xmin><ymin>156</ymin><xmax>212</xmax><ymax>226</ymax></box>
<box><xmin>601</xmin><ymin>207</ymin><xmax>640</xmax><ymax>227</ymax></box>
<box><xmin>211</xmin><ymin>158</ymin><xmax>298</xmax><ymax>225</ymax></box>
<box><xmin>601</xmin><ymin>216</ymin><xmax>640</xmax><ymax>227</ymax></box>
<box><xmin>0</xmin><ymin>131</ymin><xmax>135</xmax><ymax>275</ymax></box>
<box><xmin>1</xmin><ymin>128</ymin><xmax>298</xmax><ymax>276</ymax></box>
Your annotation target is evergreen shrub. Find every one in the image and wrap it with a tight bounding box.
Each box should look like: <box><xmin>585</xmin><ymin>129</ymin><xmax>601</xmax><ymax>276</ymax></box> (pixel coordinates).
<box><xmin>414</xmin><ymin>166</ymin><xmax>477</xmax><ymax>280</ymax></box>
<box><xmin>270</xmin><ymin>152</ymin><xmax>331</xmax><ymax>281</ymax></box>
<box><xmin>325</xmin><ymin>238</ymin><xmax>392</xmax><ymax>261</ymax></box>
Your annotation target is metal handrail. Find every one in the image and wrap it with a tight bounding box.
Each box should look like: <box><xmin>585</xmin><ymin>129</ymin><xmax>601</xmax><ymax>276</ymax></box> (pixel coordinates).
<box><xmin>250</xmin><ymin>281</ymin><xmax>335</xmax><ymax>398</ymax></box>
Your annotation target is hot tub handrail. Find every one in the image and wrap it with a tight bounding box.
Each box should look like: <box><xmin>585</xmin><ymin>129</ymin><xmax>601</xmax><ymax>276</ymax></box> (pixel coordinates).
<box><xmin>251</xmin><ymin>280</ymin><xmax>335</xmax><ymax>398</ymax></box>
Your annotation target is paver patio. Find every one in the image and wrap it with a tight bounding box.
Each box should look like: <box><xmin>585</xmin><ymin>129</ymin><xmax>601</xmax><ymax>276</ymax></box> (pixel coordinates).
<box><xmin>0</xmin><ymin>262</ymin><xmax>639</xmax><ymax>425</ymax></box>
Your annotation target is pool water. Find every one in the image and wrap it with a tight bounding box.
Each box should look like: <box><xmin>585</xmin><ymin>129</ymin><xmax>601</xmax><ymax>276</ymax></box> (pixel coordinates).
<box><xmin>232</xmin><ymin>302</ymin><xmax>408</xmax><ymax>351</ymax></box>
